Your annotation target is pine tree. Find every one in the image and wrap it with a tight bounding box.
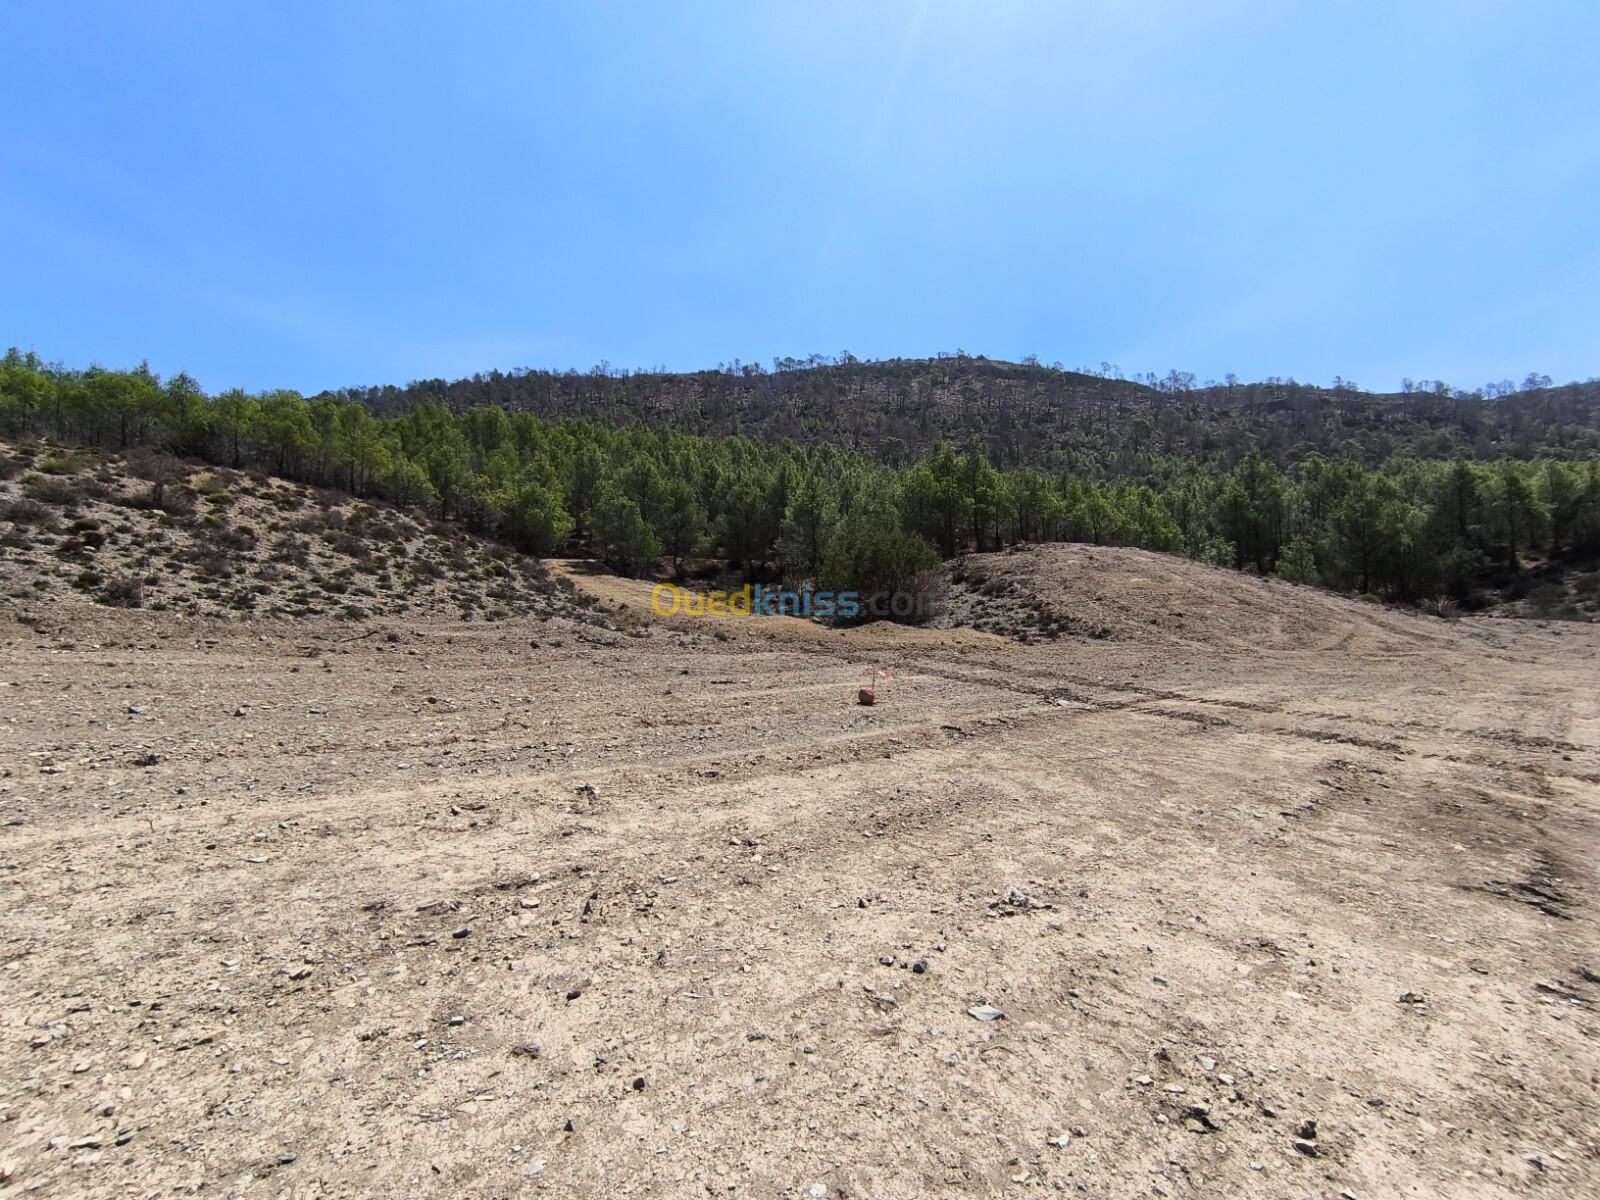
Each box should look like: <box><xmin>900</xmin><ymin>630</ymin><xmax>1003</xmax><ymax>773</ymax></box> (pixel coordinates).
<box><xmin>591</xmin><ymin>484</ymin><xmax>661</xmax><ymax>576</ymax></box>
<box><xmin>777</xmin><ymin>470</ymin><xmax>838</xmax><ymax>581</ymax></box>
<box><xmin>493</xmin><ymin>472</ymin><xmax>573</xmax><ymax>556</ymax></box>
<box><xmin>655</xmin><ymin>479</ymin><xmax>705</xmax><ymax>575</ymax></box>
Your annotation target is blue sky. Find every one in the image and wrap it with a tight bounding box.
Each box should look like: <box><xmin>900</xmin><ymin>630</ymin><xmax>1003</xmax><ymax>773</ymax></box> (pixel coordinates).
<box><xmin>3</xmin><ymin>2</ymin><xmax>1597</xmax><ymax>395</ymax></box>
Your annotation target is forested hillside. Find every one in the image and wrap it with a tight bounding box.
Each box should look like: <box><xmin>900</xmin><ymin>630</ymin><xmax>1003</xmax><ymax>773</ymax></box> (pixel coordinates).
<box><xmin>332</xmin><ymin>354</ymin><xmax>1600</xmax><ymax>469</ymax></box>
<box><xmin>4</xmin><ymin>348</ymin><xmax>1599</xmax><ymax>621</ymax></box>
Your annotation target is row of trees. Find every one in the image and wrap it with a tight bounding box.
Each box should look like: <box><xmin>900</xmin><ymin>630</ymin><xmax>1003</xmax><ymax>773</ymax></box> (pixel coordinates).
<box><xmin>4</xmin><ymin>350</ymin><xmax>1599</xmax><ymax>610</ymax></box>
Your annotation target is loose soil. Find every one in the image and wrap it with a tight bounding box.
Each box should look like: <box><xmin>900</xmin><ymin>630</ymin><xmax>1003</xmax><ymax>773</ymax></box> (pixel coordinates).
<box><xmin>2</xmin><ymin>545</ymin><xmax>1597</xmax><ymax>1198</ymax></box>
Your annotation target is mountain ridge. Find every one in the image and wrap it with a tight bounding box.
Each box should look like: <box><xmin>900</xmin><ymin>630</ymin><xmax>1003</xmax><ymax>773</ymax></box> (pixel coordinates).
<box><xmin>318</xmin><ymin>354</ymin><xmax>1600</xmax><ymax>469</ymax></box>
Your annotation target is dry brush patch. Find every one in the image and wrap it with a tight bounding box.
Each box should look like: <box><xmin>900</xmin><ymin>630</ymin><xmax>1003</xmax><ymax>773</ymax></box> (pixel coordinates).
<box><xmin>0</xmin><ymin>441</ymin><xmax>594</xmax><ymax>626</ymax></box>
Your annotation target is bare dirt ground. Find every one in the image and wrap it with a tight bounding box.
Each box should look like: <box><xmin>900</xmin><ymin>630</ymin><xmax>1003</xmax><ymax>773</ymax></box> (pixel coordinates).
<box><xmin>3</xmin><ymin>546</ymin><xmax>1598</xmax><ymax>1199</ymax></box>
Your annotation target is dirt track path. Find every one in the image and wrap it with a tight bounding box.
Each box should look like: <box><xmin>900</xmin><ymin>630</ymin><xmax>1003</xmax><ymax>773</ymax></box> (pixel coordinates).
<box><xmin>2</xmin><ymin>586</ymin><xmax>1598</xmax><ymax>1198</ymax></box>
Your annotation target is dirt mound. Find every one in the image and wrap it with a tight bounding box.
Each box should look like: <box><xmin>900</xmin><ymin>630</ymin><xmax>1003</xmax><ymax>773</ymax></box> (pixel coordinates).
<box><xmin>0</xmin><ymin>441</ymin><xmax>586</xmax><ymax>624</ymax></box>
<box><xmin>944</xmin><ymin>543</ymin><xmax>1471</xmax><ymax>652</ymax></box>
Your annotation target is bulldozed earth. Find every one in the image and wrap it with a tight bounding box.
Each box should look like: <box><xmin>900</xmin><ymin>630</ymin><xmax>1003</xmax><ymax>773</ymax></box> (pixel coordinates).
<box><xmin>2</xmin><ymin>542</ymin><xmax>1598</xmax><ymax>1199</ymax></box>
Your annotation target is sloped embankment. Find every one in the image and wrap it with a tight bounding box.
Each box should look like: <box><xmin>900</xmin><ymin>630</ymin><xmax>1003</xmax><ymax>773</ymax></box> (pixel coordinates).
<box><xmin>944</xmin><ymin>543</ymin><xmax>1472</xmax><ymax>652</ymax></box>
<box><xmin>0</xmin><ymin>441</ymin><xmax>586</xmax><ymax>623</ymax></box>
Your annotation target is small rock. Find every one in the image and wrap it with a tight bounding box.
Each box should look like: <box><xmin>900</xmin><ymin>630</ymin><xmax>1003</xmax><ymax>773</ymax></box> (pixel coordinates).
<box><xmin>967</xmin><ymin>1004</ymin><xmax>1005</xmax><ymax>1022</ymax></box>
<box><xmin>805</xmin><ymin>1185</ymin><xmax>827</xmax><ymax>1199</ymax></box>
<box><xmin>451</xmin><ymin>926</ymin><xmax>471</xmax><ymax>939</ymax></box>
<box><xmin>1003</xmin><ymin>885</ymin><xmax>1032</xmax><ymax>907</ymax></box>
<box><xmin>448</xmin><ymin>1015</ymin><xmax>465</xmax><ymax>1027</ymax></box>
<box><xmin>1293</xmin><ymin>1138</ymin><xmax>1319</xmax><ymax>1157</ymax></box>
<box><xmin>911</xmin><ymin>959</ymin><xmax>929</xmax><ymax>974</ymax></box>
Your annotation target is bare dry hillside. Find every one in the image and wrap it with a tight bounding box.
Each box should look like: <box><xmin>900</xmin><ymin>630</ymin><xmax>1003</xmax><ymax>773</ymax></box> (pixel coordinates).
<box><xmin>2</xmin><ymin>507</ymin><xmax>1598</xmax><ymax>1198</ymax></box>
<box><xmin>944</xmin><ymin>543</ymin><xmax>1488</xmax><ymax>652</ymax></box>
<box><xmin>0</xmin><ymin>441</ymin><xmax>584</xmax><ymax>625</ymax></box>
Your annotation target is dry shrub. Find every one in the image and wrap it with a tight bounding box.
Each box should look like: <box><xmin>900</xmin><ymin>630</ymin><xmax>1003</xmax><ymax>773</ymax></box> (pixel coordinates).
<box><xmin>22</xmin><ymin>474</ymin><xmax>81</xmax><ymax>508</ymax></box>
<box><xmin>1419</xmin><ymin>595</ymin><xmax>1460</xmax><ymax>620</ymax></box>
<box><xmin>98</xmin><ymin>575</ymin><xmax>145</xmax><ymax>608</ymax></box>
<box><xmin>0</xmin><ymin>497</ymin><xmax>59</xmax><ymax>530</ymax></box>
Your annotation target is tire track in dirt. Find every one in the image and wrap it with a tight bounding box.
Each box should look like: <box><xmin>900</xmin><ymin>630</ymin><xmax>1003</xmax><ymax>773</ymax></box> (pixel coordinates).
<box><xmin>5</xmin><ymin>583</ymin><xmax>1600</xmax><ymax>1198</ymax></box>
